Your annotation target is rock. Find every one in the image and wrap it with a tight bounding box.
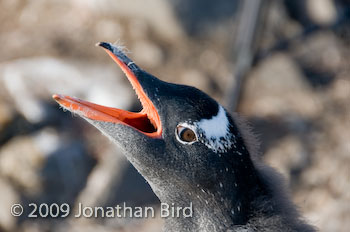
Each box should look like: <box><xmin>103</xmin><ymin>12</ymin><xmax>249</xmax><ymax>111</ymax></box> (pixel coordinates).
<box><xmin>331</xmin><ymin>78</ymin><xmax>350</xmax><ymax>103</ymax></box>
<box><xmin>39</xmin><ymin>138</ymin><xmax>96</xmax><ymax>205</ymax></box>
<box><xmin>263</xmin><ymin>135</ymin><xmax>308</xmax><ymax>183</ymax></box>
<box><xmin>73</xmin><ymin>0</ymin><xmax>184</xmax><ymax>42</ymax></box>
<box><xmin>307</xmin><ymin>0</ymin><xmax>337</xmax><ymax>26</ymax></box>
<box><xmin>291</xmin><ymin>70</ymin><xmax>350</xmax><ymax>232</ymax></box>
<box><xmin>32</xmin><ymin>127</ymin><xmax>61</xmax><ymax>156</ymax></box>
<box><xmin>75</xmin><ymin>146</ymin><xmax>128</xmax><ymax>208</ymax></box>
<box><xmin>0</xmin><ymin>179</ymin><xmax>18</xmax><ymax>231</ymax></box>
<box><xmin>0</xmin><ymin>57</ymin><xmax>134</xmax><ymax>123</ymax></box>
<box><xmin>180</xmin><ymin>69</ymin><xmax>209</xmax><ymax>93</ymax></box>
<box><xmin>0</xmin><ymin>136</ymin><xmax>44</xmax><ymax>196</ymax></box>
<box><xmin>0</xmin><ymin>99</ymin><xmax>14</xmax><ymax>131</ymax></box>
<box><xmin>94</xmin><ymin>20</ymin><xmax>124</xmax><ymax>41</ymax></box>
<box><xmin>293</xmin><ymin>32</ymin><xmax>344</xmax><ymax>78</ymax></box>
<box><xmin>132</xmin><ymin>40</ymin><xmax>164</xmax><ymax>68</ymax></box>
<box><xmin>240</xmin><ymin>53</ymin><xmax>321</xmax><ymax>117</ymax></box>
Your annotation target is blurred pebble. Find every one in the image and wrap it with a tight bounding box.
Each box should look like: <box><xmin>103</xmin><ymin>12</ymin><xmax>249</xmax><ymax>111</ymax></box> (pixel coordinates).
<box><xmin>181</xmin><ymin>69</ymin><xmax>209</xmax><ymax>92</ymax></box>
<box><xmin>0</xmin><ymin>57</ymin><xmax>134</xmax><ymax>123</ymax></box>
<box><xmin>0</xmin><ymin>136</ymin><xmax>44</xmax><ymax>196</ymax></box>
<box><xmin>32</xmin><ymin>127</ymin><xmax>60</xmax><ymax>156</ymax></box>
<box><xmin>95</xmin><ymin>20</ymin><xmax>124</xmax><ymax>41</ymax></box>
<box><xmin>74</xmin><ymin>0</ymin><xmax>184</xmax><ymax>42</ymax></box>
<box><xmin>128</xmin><ymin>19</ymin><xmax>149</xmax><ymax>40</ymax></box>
<box><xmin>0</xmin><ymin>179</ymin><xmax>18</xmax><ymax>231</ymax></box>
<box><xmin>264</xmin><ymin>135</ymin><xmax>307</xmax><ymax>182</ymax></box>
<box><xmin>199</xmin><ymin>49</ymin><xmax>220</xmax><ymax>72</ymax></box>
<box><xmin>241</xmin><ymin>53</ymin><xmax>321</xmax><ymax>117</ymax></box>
<box><xmin>75</xmin><ymin>146</ymin><xmax>127</xmax><ymax>208</ymax></box>
<box><xmin>294</xmin><ymin>32</ymin><xmax>343</xmax><ymax>71</ymax></box>
<box><xmin>132</xmin><ymin>41</ymin><xmax>163</xmax><ymax>68</ymax></box>
<box><xmin>307</xmin><ymin>0</ymin><xmax>337</xmax><ymax>26</ymax></box>
<box><xmin>331</xmin><ymin>78</ymin><xmax>350</xmax><ymax>102</ymax></box>
<box><xmin>0</xmin><ymin>99</ymin><xmax>13</xmax><ymax>130</ymax></box>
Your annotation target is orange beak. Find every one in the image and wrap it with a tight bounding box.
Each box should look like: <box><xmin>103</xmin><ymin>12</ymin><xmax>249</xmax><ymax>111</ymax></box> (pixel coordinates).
<box><xmin>53</xmin><ymin>42</ymin><xmax>162</xmax><ymax>139</ymax></box>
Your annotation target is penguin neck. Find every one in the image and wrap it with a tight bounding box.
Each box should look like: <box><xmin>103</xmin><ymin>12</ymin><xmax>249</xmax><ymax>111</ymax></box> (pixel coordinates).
<box><xmin>156</xmin><ymin>148</ymin><xmax>265</xmax><ymax>231</ymax></box>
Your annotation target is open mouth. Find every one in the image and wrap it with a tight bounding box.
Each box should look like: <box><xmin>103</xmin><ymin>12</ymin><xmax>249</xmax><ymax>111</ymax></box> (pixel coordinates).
<box><xmin>53</xmin><ymin>42</ymin><xmax>162</xmax><ymax>138</ymax></box>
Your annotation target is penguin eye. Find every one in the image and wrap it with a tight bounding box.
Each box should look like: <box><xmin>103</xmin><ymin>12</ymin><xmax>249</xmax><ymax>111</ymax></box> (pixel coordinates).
<box><xmin>176</xmin><ymin>125</ymin><xmax>197</xmax><ymax>143</ymax></box>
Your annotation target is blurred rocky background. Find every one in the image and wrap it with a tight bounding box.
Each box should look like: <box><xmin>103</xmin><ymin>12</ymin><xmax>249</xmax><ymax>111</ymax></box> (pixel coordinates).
<box><xmin>0</xmin><ymin>0</ymin><xmax>349</xmax><ymax>231</ymax></box>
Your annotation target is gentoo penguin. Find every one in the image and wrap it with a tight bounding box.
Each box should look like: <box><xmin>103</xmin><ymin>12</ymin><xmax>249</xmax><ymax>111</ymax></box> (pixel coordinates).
<box><xmin>53</xmin><ymin>42</ymin><xmax>316</xmax><ymax>232</ymax></box>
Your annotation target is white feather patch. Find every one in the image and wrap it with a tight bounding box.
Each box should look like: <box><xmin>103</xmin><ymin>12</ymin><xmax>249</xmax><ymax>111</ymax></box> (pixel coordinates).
<box><xmin>196</xmin><ymin>105</ymin><xmax>229</xmax><ymax>139</ymax></box>
<box><xmin>195</xmin><ymin>105</ymin><xmax>235</xmax><ymax>153</ymax></box>
<box><xmin>177</xmin><ymin>105</ymin><xmax>235</xmax><ymax>153</ymax></box>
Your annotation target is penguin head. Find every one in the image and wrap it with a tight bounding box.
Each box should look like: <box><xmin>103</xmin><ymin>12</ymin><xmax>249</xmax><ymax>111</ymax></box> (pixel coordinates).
<box><xmin>53</xmin><ymin>42</ymin><xmax>250</xmax><ymax>198</ymax></box>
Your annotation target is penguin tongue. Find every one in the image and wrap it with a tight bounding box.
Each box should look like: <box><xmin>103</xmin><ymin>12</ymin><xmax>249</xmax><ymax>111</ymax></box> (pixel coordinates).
<box><xmin>52</xmin><ymin>42</ymin><xmax>162</xmax><ymax>139</ymax></box>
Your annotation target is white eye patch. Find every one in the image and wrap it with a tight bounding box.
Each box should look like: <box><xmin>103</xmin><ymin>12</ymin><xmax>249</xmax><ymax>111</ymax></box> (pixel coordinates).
<box><xmin>178</xmin><ymin>105</ymin><xmax>235</xmax><ymax>153</ymax></box>
<box><xmin>196</xmin><ymin>105</ymin><xmax>229</xmax><ymax>140</ymax></box>
<box><xmin>195</xmin><ymin>105</ymin><xmax>235</xmax><ymax>153</ymax></box>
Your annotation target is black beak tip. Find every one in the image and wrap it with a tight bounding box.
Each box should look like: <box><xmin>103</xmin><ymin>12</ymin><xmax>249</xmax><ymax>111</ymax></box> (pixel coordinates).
<box><xmin>96</xmin><ymin>41</ymin><xmax>136</xmax><ymax>68</ymax></box>
<box><xmin>96</xmin><ymin>42</ymin><xmax>112</xmax><ymax>51</ymax></box>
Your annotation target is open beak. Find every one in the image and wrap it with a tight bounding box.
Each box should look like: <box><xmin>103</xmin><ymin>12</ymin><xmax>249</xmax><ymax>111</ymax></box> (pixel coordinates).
<box><xmin>53</xmin><ymin>42</ymin><xmax>162</xmax><ymax>139</ymax></box>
